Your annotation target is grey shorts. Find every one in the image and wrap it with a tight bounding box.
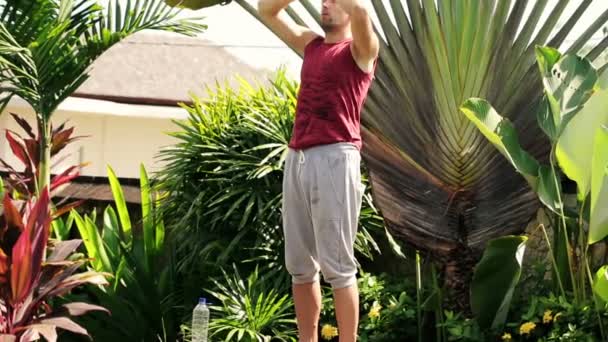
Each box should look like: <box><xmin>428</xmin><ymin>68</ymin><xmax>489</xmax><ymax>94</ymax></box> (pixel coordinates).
<box><xmin>281</xmin><ymin>142</ymin><xmax>365</xmax><ymax>289</ymax></box>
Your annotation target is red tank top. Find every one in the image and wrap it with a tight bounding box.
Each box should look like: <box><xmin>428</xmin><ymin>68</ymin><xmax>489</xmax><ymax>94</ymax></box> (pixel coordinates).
<box><xmin>288</xmin><ymin>36</ymin><xmax>376</xmax><ymax>151</ymax></box>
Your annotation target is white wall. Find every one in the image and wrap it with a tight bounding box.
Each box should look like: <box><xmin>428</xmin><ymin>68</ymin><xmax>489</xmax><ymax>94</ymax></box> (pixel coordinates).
<box><xmin>1</xmin><ymin>97</ymin><xmax>187</xmax><ymax>179</ymax></box>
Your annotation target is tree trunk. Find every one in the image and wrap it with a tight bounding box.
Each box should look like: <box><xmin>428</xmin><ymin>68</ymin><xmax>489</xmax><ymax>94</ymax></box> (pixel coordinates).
<box><xmin>37</xmin><ymin>116</ymin><xmax>51</xmax><ymax>194</ymax></box>
<box><xmin>440</xmin><ymin>246</ymin><xmax>481</xmax><ymax>315</ymax></box>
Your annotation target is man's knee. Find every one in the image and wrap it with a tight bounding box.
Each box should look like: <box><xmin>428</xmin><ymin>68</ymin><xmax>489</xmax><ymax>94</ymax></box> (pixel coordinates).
<box><xmin>286</xmin><ymin>260</ymin><xmax>320</xmax><ymax>285</ymax></box>
<box><xmin>320</xmin><ymin>260</ymin><xmax>357</xmax><ymax>289</ymax></box>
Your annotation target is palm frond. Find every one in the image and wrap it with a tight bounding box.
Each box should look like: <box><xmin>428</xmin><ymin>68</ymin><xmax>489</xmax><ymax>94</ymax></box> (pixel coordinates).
<box><xmin>0</xmin><ymin>0</ymin><xmax>206</xmax><ymax>119</ymax></box>
<box><xmin>238</xmin><ymin>0</ymin><xmax>608</xmax><ymax>262</ymax></box>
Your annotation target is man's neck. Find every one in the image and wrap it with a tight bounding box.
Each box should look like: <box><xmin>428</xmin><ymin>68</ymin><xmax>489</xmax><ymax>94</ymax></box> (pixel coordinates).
<box><xmin>324</xmin><ymin>27</ymin><xmax>351</xmax><ymax>44</ymax></box>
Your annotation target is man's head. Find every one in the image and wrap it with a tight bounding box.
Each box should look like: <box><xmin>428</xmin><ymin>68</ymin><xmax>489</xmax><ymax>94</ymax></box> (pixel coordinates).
<box><xmin>320</xmin><ymin>0</ymin><xmax>350</xmax><ymax>33</ymax></box>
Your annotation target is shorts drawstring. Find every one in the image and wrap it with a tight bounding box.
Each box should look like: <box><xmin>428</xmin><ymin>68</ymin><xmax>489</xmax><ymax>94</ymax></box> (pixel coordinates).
<box><xmin>298</xmin><ymin>150</ymin><xmax>306</xmax><ymax>164</ymax></box>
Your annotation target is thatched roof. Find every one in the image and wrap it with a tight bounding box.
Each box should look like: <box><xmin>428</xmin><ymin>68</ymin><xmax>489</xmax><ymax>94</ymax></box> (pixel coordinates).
<box><xmin>74</xmin><ymin>31</ymin><xmax>275</xmax><ymax>105</ymax></box>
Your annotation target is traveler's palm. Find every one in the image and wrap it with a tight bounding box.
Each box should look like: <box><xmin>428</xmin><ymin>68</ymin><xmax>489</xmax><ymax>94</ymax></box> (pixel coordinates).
<box><xmin>236</xmin><ymin>0</ymin><xmax>608</xmax><ymax>308</ymax></box>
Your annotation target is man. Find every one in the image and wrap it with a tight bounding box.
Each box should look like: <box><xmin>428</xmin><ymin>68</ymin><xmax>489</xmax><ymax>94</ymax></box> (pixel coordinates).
<box><xmin>258</xmin><ymin>0</ymin><xmax>378</xmax><ymax>340</ymax></box>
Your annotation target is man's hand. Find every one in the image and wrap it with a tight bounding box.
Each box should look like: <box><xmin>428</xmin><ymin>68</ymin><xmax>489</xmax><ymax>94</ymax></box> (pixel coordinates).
<box><xmin>335</xmin><ymin>0</ymin><xmax>358</xmax><ymax>15</ymax></box>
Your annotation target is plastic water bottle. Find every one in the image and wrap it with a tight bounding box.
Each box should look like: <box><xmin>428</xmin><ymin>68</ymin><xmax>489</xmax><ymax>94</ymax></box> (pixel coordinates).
<box><xmin>191</xmin><ymin>297</ymin><xmax>210</xmax><ymax>342</ymax></box>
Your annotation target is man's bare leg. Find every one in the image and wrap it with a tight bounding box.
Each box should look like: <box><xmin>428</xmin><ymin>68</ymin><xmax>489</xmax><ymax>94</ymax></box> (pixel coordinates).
<box><xmin>293</xmin><ymin>281</ymin><xmax>322</xmax><ymax>342</ymax></box>
<box><xmin>333</xmin><ymin>283</ymin><xmax>359</xmax><ymax>342</ymax></box>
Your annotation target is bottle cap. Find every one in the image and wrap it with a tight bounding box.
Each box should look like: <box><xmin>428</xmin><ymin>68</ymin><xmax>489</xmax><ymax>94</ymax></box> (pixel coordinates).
<box><xmin>198</xmin><ymin>297</ymin><xmax>206</xmax><ymax>304</ymax></box>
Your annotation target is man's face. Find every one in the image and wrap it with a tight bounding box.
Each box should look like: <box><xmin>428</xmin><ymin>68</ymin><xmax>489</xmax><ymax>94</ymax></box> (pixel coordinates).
<box><xmin>320</xmin><ymin>0</ymin><xmax>350</xmax><ymax>32</ymax></box>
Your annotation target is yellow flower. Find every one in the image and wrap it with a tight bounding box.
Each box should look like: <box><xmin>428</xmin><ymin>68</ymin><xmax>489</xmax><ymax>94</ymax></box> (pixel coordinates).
<box><xmin>543</xmin><ymin>310</ymin><xmax>553</xmax><ymax>323</ymax></box>
<box><xmin>368</xmin><ymin>301</ymin><xmax>381</xmax><ymax>319</ymax></box>
<box><xmin>321</xmin><ymin>324</ymin><xmax>338</xmax><ymax>340</ymax></box>
<box><xmin>519</xmin><ymin>322</ymin><xmax>536</xmax><ymax>335</ymax></box>
<box><xmin>501</xmin><ymin>332</ymin><xmax>512</xmax><ymax>341</ymax></box>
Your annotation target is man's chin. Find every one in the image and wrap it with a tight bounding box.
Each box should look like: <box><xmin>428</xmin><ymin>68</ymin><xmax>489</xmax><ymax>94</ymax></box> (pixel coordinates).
<box><xmin>321</xmin><ymin>22</ymin><xmax>335</xmax><ymax>33</ymax></box>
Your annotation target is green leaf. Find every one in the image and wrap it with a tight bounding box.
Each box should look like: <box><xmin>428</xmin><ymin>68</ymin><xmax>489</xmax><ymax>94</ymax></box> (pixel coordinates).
<box><xmin>103</xmin><ymin>206</ymin><xmax>122</xmax><ymax>264</ymax></box>
<box><xmin>139</xmin><ymin>163</ymin><xmax>154</xmax><ymax>268</ymax></box>
<box><xmin>537</xmin><ymin>96</ymin><xmax>559</xmax><ymax>141</ymax></box>
<box><xmin>462</xmin><ymin>98</ymin><xmax>565</xmax><ymax>212</ymax></box>
<box><xmin>72</xmin><ymin>210</ymin><xmax>100</xmax><ymax>270</ymax></box>
<box><xmin>593</xmin><ymin>265</ymin><xmax>608</xmax><ymax>302</ymax></box>
<box><xmin>51</xmin><ymin>218</ymin><xmax>69</xmax><ymax>241</ymax></box>
<box><xmin>535</xmin><ymin>46</ymin><xmax>562</xmax><ymax>76</ymax></box>
<box><xmin>535</xmin><ymin>46</ymin><xmax>598</xmax><ymax>140</ymax></box>
<box><xmin>556</xmin><ymin>69</ymin><xmax>608</xmax><ymax>200</ymax></box>
<box><xmin>107</xmin><ymin>165</ymin><xmax>132</xmax><ymax>244</ymax></box>
<box><xmin>461</xmin><ymin>99</ymin><xmax>541</xmax><ymax>188</ymax></box>
<box><xmin>51</xmin><ymin>214</ymin><xmax>75</xmax><ymax>241</ymax></box>
<box><xmin>72</xmin><ymin>210</ymin><xmax>112</xmax><ymax>273</ymax></box>
<box><xmin>588</xmin><ymin>126</ymin><xmax>608</xmax><ymax>244</ymax></box>
<box><xmin>537</xmin><ymin>165</ymin><xmax>562</xmax><ymax>211</ymax></box>
<box><xmin>164</xmin><ymin>0</ymin><xmax>228</xmax><ymax>10</ymax></box>
<box><xmin>384</xmin><ymin>227</ymin><xmax>406</xmax><ymax>259</ymax></box>
<box><xmin>471</xmin><ymin>235</ymin><xmax>528</xmax><ymax>330</ymax></box>
<box><xmin>86</xmin><ymin>214</ymin><xmax>113</xmax><ymax>273</ymax></box>
<box><xmin>154</xmin><ymin>193</ymin><xmax>165</xmax><ymax>254</ymax></box>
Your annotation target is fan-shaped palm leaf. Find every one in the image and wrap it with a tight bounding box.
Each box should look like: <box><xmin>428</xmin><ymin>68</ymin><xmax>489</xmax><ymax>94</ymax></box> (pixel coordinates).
<box><xmin>238</xmin><ymin>0</ymin><xmax>608</xmax><ymax>309</ymax></box>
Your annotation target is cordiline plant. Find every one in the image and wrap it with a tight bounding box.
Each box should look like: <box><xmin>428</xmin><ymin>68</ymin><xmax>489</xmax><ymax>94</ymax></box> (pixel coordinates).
<box><xmin>0</xmin><ymin>187</ymin><xmax>108</xmax><ymax>341</ymax></box>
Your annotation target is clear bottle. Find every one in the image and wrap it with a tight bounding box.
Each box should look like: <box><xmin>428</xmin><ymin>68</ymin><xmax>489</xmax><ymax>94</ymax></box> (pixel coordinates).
<box><xmin>191</xmin><ymin>297</ymin><xmax>210</xmax><ymax>342</ymax></box>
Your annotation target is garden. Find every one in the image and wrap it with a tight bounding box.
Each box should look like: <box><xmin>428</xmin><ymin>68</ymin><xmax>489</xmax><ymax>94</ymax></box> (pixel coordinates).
<box><xmin>1</xmin><ymin>0</ymin><xmax>608</xmax><ymax>341</ymax></box>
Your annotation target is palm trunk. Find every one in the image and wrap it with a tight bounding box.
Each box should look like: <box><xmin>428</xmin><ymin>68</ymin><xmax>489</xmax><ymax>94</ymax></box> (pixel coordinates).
<box><xmin>37</xmin><ymin>117</ymin><xmax>51</xmax><ymax>195</ymax></box>
<box><xmin>440</xmin><ymin>246</ymin><xmax>481</xmax><ymax>315</ymax></box>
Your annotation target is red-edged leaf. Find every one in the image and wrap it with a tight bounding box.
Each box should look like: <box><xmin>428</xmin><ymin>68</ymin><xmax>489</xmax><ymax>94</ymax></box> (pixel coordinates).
<box><xmin>36</xmin><ymin>263</ymin><xmax>83</xmax><ymax>300</ymax></box>
<box><xmin>24</xmin><ymin>139</ymin><xmax>39</xmax><ymax>167</ymax></box>
<box><xmin>24</xmin><ymin>190</ymin><xmax>51</xmax><ymax>284</ymax></box>
<box><xmin>51</xmin><ymin>121</ymin><xmax>67</xmax><ymax>137</ymax></box>
<box><xmin>50</xmin><ymin>166</ymin><xmax>79</xmax><ymax>191</ymax></box>
<box><xmin>61</xmin><ymin>302</ymin><xmax>110</xmax><ymax>316</ymax></box>
<box><xmin>5</xmin><ymin>130</ymin><xmax>30</xmax><ymax>168</ymax></box>
<box><xmin>10</xmin><ymin>113</ymin><xmax>34</xmax><ymax>138</ymax></box>
<box><xmin>51</xmin><ymin>127</ymin><xmax>75</xmax><ymax>156</ymax></box>
<box><xmin>11</xmin><ymin>229</ymin><xmax>33</xmax><ymax>303</ymax></box>
<box><xmin>0</xmin><ymin>247</ymin><xmax>8</xmax><ymax>283</ymax></box>
<box><xmin>52</xmin><ymin>200</ymin><xmax>85</xmax><ymax>219</ymax></box>
<box><xmin>0</xmin><ymin>158</ymin><xmax>18</xmax><ymax>173</ymax></box>
<box><xmin>43</xmin><ymin>260</ymin><xmax>77</xmax><ymax>267</ymax></box>
<box><xmin>47</xmin><ymin>240</ymin><xmax>81</xmax><ymax>262</ymax></box>
<box><xmin>4</xmin><ymin>177</ymin><xmax>31</xmax><ymax>198</ymax></box>
<box><xmin>20</xmin><ymin>325</ymin><xmax>56</xmax><ymax>342</ymax></box>
<box><xmin>46</xmin><ymin>271</ymin><xmax>109</xmax><ymax>298</ymax></box>
<box><xmin>37</xmin><ymin>317</ymin><xmax>89</xmax><ymax>336</ymax></box>
<box><xmin>3</xmin><ymin>194</ymin><xmax>24</xmax><ymax>232</ymax></box>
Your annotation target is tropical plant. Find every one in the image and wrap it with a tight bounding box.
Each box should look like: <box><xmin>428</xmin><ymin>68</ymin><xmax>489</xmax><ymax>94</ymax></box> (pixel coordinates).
<box><xmin>0</xmin><ymin>0</ymin><xmax>206</xmax><ymax>196</ymax></box>
<box><xmin>0</xmin><ymin>188</ymin><xmax>109</xmax><ymax>341</ymax></box>
<box><xmin>155</xmin><ymin>70</ymin><xmax>384</xmax><ymax>278</ymax></box>
<box><xmin>353</xmin><ymin>272</ymin><xmax>419</xmax><ymax>342</ymax></box>
<box><xmin>1</xmin><ymin>113</ymin><xmax>83</xmax><ymax>200</ymax></box>
<box><xmin>225</xmin><ymin>0</ymin><xmax>608</xmax><ymax>309</ymax></box>
<box><xmin>164</xmin><ymin>0</ymin><xmax>232</xmax><ymax>10</ymax></box>
<box><xmin>68</xmin><ymin>164</ymin><xmax>179</xmax><ymax>341</ymax></box>
<box><xmin>442</xmin><ymin>293</ymin><xmax>608</xmax><ymax>342</ymax></box>
<box><xmin>504</xmin><ymin>294</ymin><xmax>605</xmax><ymax>342</ymax></box>
<box><xmin>462</xmin><ymin>46</ymin><xmax>608</xmax><ymax>338</ymax></box>
<box><xmin>470</xmin><ymin>235</ymin><xmax>527</xmax><ymax>332</ymax></box>
<box><xmin>0</xmin><ymin>113</ymin><xmax>86</xmax><ymax>239</ymax></box>
<box><xmin>204</xmin><ymin>264</ymin><xmax>297</xmax><ymax>342</ymax></box>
